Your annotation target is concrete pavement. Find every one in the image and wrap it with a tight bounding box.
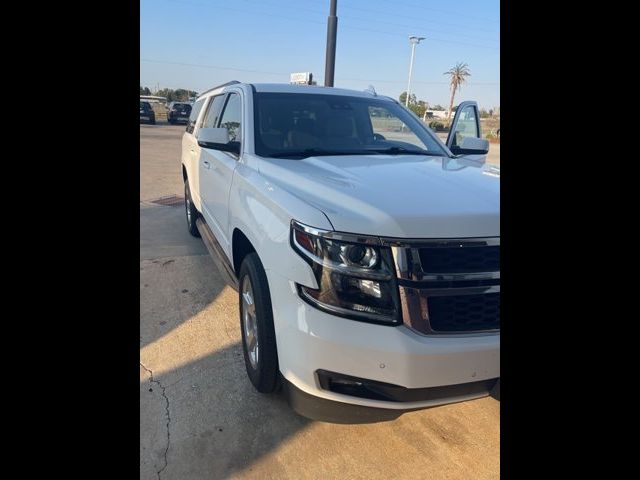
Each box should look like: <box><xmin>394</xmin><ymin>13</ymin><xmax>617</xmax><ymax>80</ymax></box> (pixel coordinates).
<box><xmin>140</xmin><ymin>124</ymin><xmax>500</xmax><ymax>479</ymax></box>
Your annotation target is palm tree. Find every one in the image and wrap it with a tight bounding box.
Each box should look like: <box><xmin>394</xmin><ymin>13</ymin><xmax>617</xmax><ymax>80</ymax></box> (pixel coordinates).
<box><xmin>444</xmin><ymin>62</ymin><xmax>471</xmax><ymax>122</ymax></box>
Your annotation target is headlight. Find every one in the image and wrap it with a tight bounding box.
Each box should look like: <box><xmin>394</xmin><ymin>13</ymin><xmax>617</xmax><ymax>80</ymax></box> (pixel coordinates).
<box><xmin>291</xmin><ymin>220</ymin><xmax>401</xmax><ymax>325</ymax></box>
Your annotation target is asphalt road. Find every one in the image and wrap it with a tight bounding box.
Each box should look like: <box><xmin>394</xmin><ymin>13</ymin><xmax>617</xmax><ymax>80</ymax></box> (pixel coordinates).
<box><xmin>140</xmin><ymin>123</ymin><xmax>500</xmax><ymax>479</ymax></box>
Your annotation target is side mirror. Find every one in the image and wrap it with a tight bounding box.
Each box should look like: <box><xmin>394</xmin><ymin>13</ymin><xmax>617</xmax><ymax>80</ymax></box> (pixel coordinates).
<box><xmin>450</xmin><ymin>136</ymin><xmax>489</xmax><ymax>155</ymax></box>
<box><xmin>197</xmin><ymin>127</ymin><xmax>240</xmax><ymax>154</ymax></box>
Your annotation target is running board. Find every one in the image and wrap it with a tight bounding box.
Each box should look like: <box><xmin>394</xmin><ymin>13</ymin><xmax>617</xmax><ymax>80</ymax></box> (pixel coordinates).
<box><xmin>195</xmin><ymin>217</ymin><xmax>239</xmax><ymax>291</ymax></box>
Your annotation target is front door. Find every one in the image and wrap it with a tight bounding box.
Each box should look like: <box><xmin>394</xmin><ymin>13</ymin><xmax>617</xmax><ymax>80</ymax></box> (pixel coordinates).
<box><xmin>198</xmin><ymin>91</ymin><xmax>243</xmax><ymax>254</ymax></box>
<box><xmin>445</xmin><ymin>101</ymin><xmax>487</xmax><ymax>162</ymax></box>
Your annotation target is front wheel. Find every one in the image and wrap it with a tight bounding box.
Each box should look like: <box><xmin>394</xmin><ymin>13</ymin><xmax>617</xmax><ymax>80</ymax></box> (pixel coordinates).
<box><xmin>184</xmin><ymin>179</ymin><xmax>200</xmax><ymax>237</ymax></box>
<box><xmin>239</xmin><ymin>253</ymin><xmax>279</xmax><ymax>393</ymax></box>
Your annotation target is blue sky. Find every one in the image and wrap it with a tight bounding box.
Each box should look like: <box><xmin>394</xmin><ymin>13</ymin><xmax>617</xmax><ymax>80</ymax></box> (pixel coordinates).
<box><xmin>141</xmin><ymin>0</ymin><xmax>500</xmax><ymax>109</ymax></box>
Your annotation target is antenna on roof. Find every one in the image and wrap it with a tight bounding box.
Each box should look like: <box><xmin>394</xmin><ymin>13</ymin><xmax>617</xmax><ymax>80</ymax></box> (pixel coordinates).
<box><xmin>365</xmin><ymin>85</ymin><xmax>377</xmax><ymax>96</ymax></box>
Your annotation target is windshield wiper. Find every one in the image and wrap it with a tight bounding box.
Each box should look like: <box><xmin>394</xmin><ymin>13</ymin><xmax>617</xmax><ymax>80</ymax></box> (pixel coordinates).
<box><xmin>267</xmin><ymin>148</ymin><xmax>363</xmax><ymax>159</ymax></box>
<box><xmin>368</xmin><ymin>146</ymin><xmax>440</xmax><ymax>156</ymax></box>
<box><xmin>266</xmin><ymin>146</ymin><xmax>441</xmax><ymax>159</ymax></box>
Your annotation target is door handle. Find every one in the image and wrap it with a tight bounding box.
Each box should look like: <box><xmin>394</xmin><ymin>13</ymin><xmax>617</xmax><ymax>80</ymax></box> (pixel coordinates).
<box><xmin>203</xmin><ymin>160</ymin><xmax>211</xmax><ymax>169</ymax></box>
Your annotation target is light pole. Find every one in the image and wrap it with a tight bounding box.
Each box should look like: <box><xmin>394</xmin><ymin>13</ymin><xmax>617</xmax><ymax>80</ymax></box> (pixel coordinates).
<box><xmin>405</xmin><ymin>36</ymin><xmax>425</xmax><ymax>107</ymax></box>
<box><xmin>324</xmin><ymin>0</ymin><xmax>338</xmax><ymax>87</ymax></box>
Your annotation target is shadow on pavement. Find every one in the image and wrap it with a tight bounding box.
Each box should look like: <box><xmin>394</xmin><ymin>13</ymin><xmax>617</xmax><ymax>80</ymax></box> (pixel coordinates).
<box><xmin>141</xmin><ymin>341</ymin><xmax>311</xmax><ymax>480</ymax></box>
<box><xmin>140</xmin><ymin>203</ymin><xmax>311</xmax><ymax>479</ymax></box>
<box><xmin>140</xmin><ymin>205</ymin><xmax>215</xmax><ymax>349</ymax></box>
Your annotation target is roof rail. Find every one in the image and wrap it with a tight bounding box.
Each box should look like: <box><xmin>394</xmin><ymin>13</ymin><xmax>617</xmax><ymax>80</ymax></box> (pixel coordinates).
<box><xmin>198</xmin><ymin>80</ymin><xmax>241</xmax><ymax>97</ymax></box>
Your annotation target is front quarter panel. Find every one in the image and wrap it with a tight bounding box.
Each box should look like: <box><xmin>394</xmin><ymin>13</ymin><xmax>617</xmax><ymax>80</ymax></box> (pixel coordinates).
<box><xmin>227</xmin><ymin>155</ymin><xmax>332</xmax><ymax>289</ymax></box>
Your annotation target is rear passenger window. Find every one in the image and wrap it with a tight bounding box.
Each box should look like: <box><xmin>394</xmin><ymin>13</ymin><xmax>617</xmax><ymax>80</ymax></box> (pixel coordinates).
<box><xmin>186</xmin><ymin>99</ymin><xmax>205</xmax><ymax>134</ymax></box>
<box><xmin>201</xmin><ymin>95</ymin><xmax>227</xmax><ymax>129</ymax></box>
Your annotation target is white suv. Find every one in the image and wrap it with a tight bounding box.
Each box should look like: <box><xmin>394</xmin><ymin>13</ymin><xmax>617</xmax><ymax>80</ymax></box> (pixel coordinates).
<box><xmin>181</xmin><ymin>81</ymin><xmax>499</xmax><ymax>423</ymax></box>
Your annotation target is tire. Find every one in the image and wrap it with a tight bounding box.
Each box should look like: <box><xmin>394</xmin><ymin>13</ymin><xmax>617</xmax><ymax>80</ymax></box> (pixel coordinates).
<box><xmin>184</xmin><ymin>179</ymin><xmax>200</xmax><ymax>237</ymax></box>
<box><xmin>150</xmin><ymin>118</ymin><xmax>156</xmax><ymax>125</ymax></box>
<box><xmin>239</xmin><ymin>252</ymin><xmax>279</xmax><ymax>393</ymax></box>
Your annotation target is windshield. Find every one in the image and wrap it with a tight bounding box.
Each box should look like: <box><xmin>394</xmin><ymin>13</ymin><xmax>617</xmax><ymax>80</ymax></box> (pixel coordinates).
<box><xmin>253</xmin><ymin>92</ymin><xmax>447</xmax><ymax>159</ymax></box>
<box><xmin>173</xmin><ymin>103</ymin><xmax>191</xmax><ymax>112</ymax></box>
<box><xmin>140</xmin><ymin>101</ymin><xmax>152</xmax><ymax>110</ymax></box>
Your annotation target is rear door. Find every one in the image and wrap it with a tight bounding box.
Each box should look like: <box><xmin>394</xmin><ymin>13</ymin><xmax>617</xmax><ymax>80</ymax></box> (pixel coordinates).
<box><xmin>182</xmin><ymin>97</ymin><xmax>207</xmax><ymax>209</ymax></box>
<box><xmin>198</xmin><ymin>91</ymin><xmax>243</xmax><ymax>254</ymax></box>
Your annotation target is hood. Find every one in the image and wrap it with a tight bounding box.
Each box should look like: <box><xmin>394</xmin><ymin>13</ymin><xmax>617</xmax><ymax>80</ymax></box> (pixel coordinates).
<box><xmin>257</xmin><ymin>154</ymin><xmax>500</xmax><ymax>239</ymax></box>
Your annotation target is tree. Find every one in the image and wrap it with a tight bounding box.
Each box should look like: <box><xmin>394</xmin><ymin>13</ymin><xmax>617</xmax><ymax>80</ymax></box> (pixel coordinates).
<box><xmin>174</xmin><ymin>89</ymin><xmax>196</xmax><ymax>102</ymax></box>
<box><xmin>444</xmin><ymin>62</ymin><xmax>471</xmax><ymax>122</ymax></box>
<box><xmin>408</xmin><ymin>103</ymin><xmax>426</xmax><ymax>117</ymax></box>
<box><xmin>155</xmin><ymin>88</ymin><xmax>172</xmax><ymax>100</ymax></box>
<box><xmin>140</xmin><ymin>86</ymin><xmax>151</xmax><ymax>95</ymax></box>
<box><xmin>152</xmin><ymin>88</ymin><xmax>197</xmax><ymax>102</ymax></box>
<box><xmin>399</xmin><ymin>91</ymin><xmax>417</xmax><ymax>106</ymax></box>
<box><xmin>410</xmin><ymin>100</ymin><xmax>428</xmax><ymax>118</ymax></box>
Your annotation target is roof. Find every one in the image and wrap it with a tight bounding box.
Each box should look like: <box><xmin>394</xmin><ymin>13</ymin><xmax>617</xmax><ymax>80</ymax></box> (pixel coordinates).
<box><xmin>197</xmin><ymin>82</ymin><xmax>391</xmax><ymax>100</ymax></box>
<box><xmin>251</xmin><ymin>83</ymin><xmax>384</xmax><ymax>99</ymax></box>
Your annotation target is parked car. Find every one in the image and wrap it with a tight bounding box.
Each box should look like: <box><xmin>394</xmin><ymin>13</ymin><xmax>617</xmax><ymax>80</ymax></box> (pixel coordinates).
<box><xmin>167</xmin><ymin>102</ymin><xmax>192</xmax><ymax>124</ymax></box>
<box><xmin>181</xmin><ymin>81</ymin><xmax>499</xmax><ymax>423</ymax></box>
<box><xmin>140</xmin><ymin>101</ymin><xmax>156</xmax><ymax>125</ymax></box>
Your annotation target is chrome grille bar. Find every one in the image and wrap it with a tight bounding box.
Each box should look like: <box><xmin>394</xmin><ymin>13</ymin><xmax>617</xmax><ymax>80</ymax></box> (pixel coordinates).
<box><xmin>390</xmin><ymin>237</ymin><xmax>500</xmax><ymax>335</ymax></box>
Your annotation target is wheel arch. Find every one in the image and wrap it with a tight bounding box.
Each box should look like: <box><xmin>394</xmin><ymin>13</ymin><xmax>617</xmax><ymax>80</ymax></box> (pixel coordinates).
<box><xmin>232</xmin><ymin>228</ymin><xmax>257</xmax><ymax>277</ymax></box>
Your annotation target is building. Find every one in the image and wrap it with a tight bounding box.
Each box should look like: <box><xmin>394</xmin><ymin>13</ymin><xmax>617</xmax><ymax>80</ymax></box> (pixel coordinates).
<box><xmin>140</xmin><ymin>95</ymin><xmax>167</xmax><ymax>105</ymax></box>
<box><xmin>425</xmin><ymin>109</ymin><xmax>449</xmax><ymax>120</ymax></box>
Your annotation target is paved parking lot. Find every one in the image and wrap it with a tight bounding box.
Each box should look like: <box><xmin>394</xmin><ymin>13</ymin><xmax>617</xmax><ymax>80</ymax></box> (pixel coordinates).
<box><xmin>140</xmin><ymin>124</ymin><xmax>500</xmax><ymax>479</ymax></box>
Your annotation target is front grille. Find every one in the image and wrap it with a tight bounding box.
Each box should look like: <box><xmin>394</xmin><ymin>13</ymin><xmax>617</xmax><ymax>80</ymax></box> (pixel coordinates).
<box><xmin>391</xmin><ymin>238</ymin><xmax>500</xmax><ymax>335</ymax></box>
<box><xmin>428</xmin><ymin>292</ymin><xmax>500</xmax><ymax>332</ymax></box>
<box><xmin>419</xmin><ymin>245</ymin><xmax>499</xmax><ymax>273</ymax></box>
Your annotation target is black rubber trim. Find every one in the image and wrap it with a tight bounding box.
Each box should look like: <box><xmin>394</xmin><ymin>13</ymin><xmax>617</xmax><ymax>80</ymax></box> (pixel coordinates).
<box><xmin>195</xmin><ymin>218</ymin><xmax>239</xmax><ymax>291</ymax></box>
<box><xmin>283</xmin><ymin>377</ymin><xmax>406</xmax><ymax>424</ymax></box>
<box><xmin>316</xmin><ymin>369</ymin><xmax>498</xmax><ymax>403</ymax></box>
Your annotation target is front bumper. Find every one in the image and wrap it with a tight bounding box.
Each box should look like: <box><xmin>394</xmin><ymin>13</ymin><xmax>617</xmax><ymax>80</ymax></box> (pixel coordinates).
<box><xmin>283</xmin><ymin>376</ymin><xmax>499</xmax><ymax>423</ymax></box>
<box><xmin>267</xmin><ymin>270</ymin><xmax>500</xmax><ymax>417</ymax></box>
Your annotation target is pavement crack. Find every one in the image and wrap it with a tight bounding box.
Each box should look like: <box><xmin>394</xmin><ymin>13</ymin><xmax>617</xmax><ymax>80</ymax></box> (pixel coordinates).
<box><xmin>141</xmin><ymin>362</ymin><xmax>171</xmax><ymax>479</ymax></box>
<box><xmin>222</xmin><ymin>315</ymin><xmax>235</xmax><ymax>341</ymax></box>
